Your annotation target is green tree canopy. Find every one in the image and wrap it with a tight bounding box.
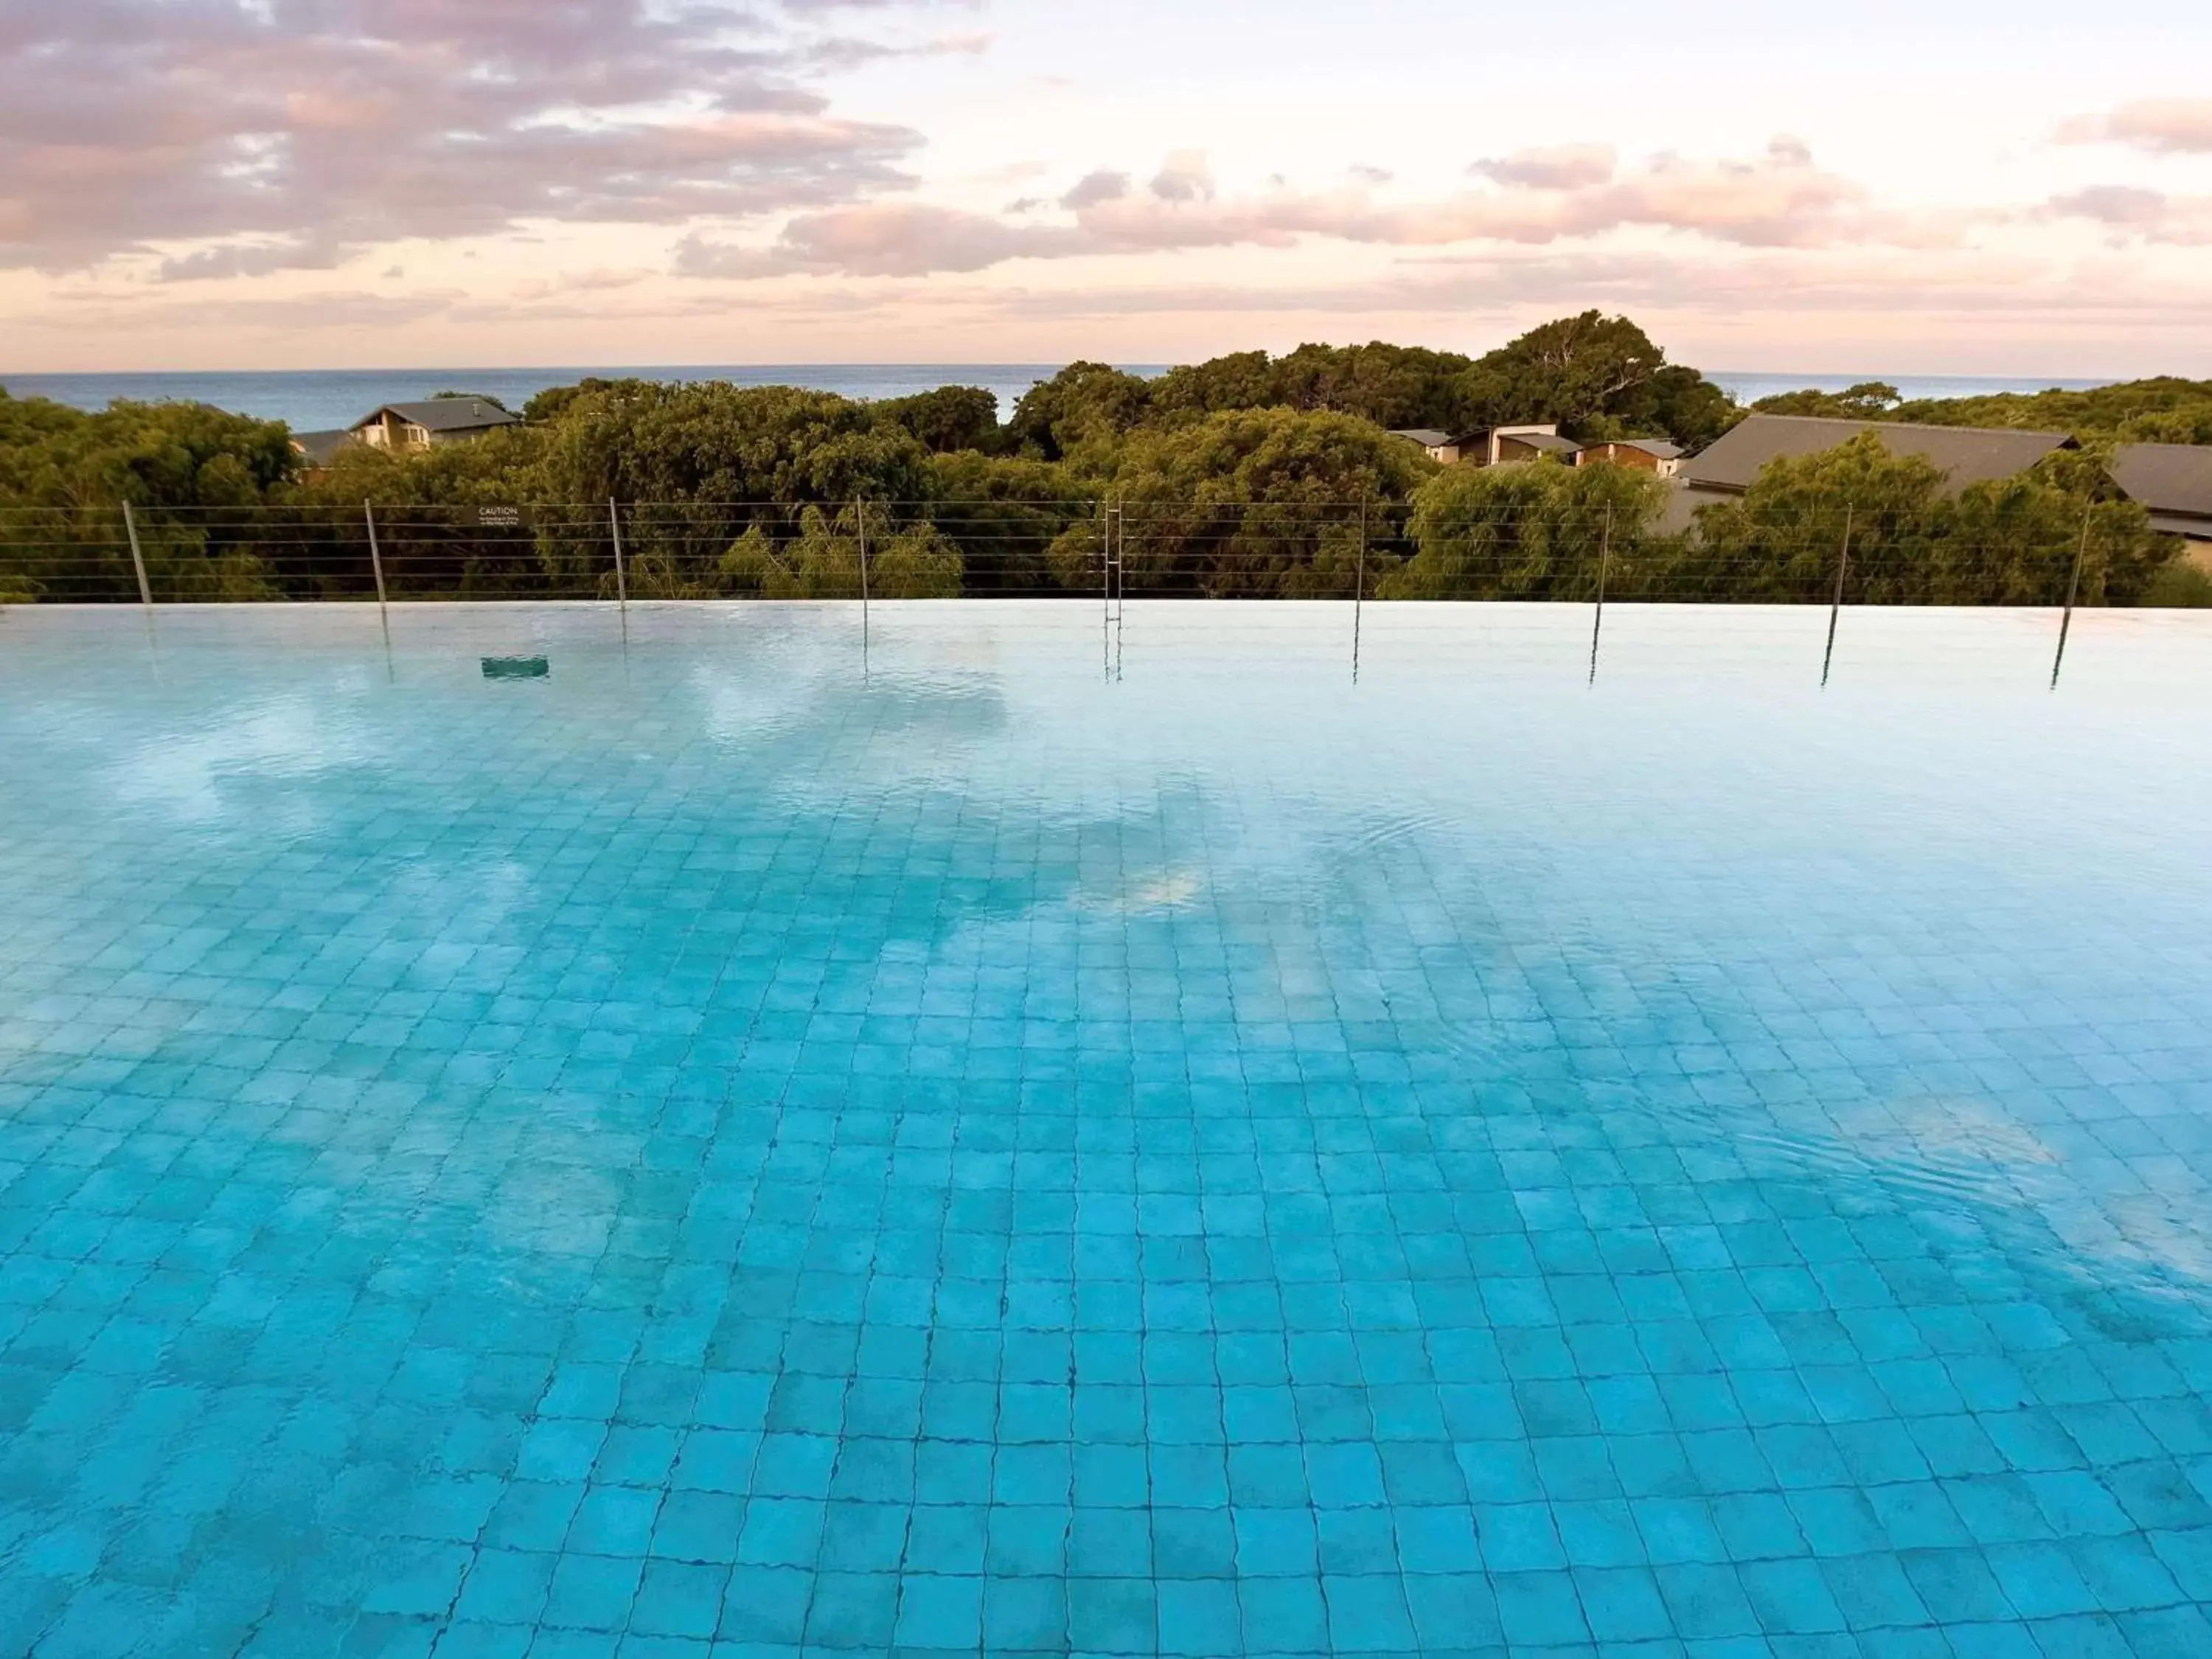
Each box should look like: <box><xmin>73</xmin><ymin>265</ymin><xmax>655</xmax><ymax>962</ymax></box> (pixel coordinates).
<box><xmin>1383</xmin><ymin>456</ymin><xmax>1669</xmax><ymax>601</ymax></box>
<box><xmin>529</xmin><ymin>381</ymin><xmax>933</xmax><ymax>507</ymax></box>
<box><xmin>1678</xmin><ymin>432</ymin><xmax>2176</xmax><ymax>604</ymax></box>
<box><xmin>1453</xmin><ymin>311</ymin><xmax>1665</xmax><ymax>434</ymax></box>
<box><xmin>1003</xmin><ymin>362</ymin><xmax>1155</xmax><ymax>460</ymax></box>
<box><xmin>869</xmin><ymin>386</ymin><xmax>1003</xmax><ymax>455</ymax></box>
<box><xmin>1749</xmin><ymin>382</ymin><xmax>1904</xmax><ymax>420</ymax></box>
<box><xmin>1148</xmin><ymin>341</ymin><xmax>1477</xmax><ymax>431</ymax></box>
<box><xmin>1047</xmin><ymin>406</ymin><xmax>1435</xmax><ymax>597</ymax></box>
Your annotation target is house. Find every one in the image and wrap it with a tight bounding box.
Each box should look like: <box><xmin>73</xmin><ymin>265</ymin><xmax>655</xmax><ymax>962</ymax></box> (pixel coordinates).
<box><xmin>1660</xmin><ymin>414</ymin><xmax>2078</xmax><ymax>533</ymax></box>
<box><xmin>349</xmin><ymin>397</ymin><xmax>522</xmax><ymax>452</ymax></box>
<box><xmin>2109</xmin><ymin>442</ymin><xmax>2212</xmax><ymax>553</ymax></box>
<box><xmin>1578</xmin><ymin>437</ymin><xmax>1683</xmax><ymax>477</ymax></box>
<box><xmin>291</xmin><ymin>429</ymin><xmax>358</xmax><ymax>467</ymax></box>
<box><xmin>1390</xmin><ymin>428</ymin><xmax>1463</xmax><ymax>465</ymax></box>
<box><xmin>1388</xmin><ymin>422</ymin><xmax>1580</xmax><ymax>467</ymax></box>
<box><xmin>1464</xmin><ymin>424</ymin><xmax>1576</xmax><ymax>466</ymax></box>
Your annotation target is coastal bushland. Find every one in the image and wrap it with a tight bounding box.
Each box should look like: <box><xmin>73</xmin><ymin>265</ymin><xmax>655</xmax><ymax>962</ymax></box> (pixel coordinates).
<box><xmin>1</xmin><ymin>312</ymin><xmax>2205</xmax><ymax>605</ymax></box>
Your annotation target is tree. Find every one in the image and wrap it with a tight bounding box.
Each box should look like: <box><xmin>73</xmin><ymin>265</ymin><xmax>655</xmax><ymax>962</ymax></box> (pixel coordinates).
<box><xmin>530</xmin><ymin>381</ymin><xmax>933</xmax><ymax>507</ymax></box>
<box><xmin>925</xmin><ymin>451</ymin><xmax>1093</xmax><ymax>594</ymax></box>
<box><xmin>1638</xmin><ymin>364</ymin><xmax>1744</xmax><ymax>449</ymax></box>
<box><xmin>1745</xmin><ymin>375</ymin><xmax>2212</xmax><ymax>443</ymax></box>
<box><xmin>1002</xmin><ymin>363</ymin><xmax>1153</xmax><ymax>461</ymax></box>
<box><xmin>1273</xmin><ymin>342</ymin><xmax>1475</xmax><ymax>429</ymax></box>
<box><xmin>1453</xmin><ymin>312</ymin><xmax>1668</xmax><ymax>435</ymax></box>
<box><xmin>1749</xmin><ymin>382</ymin><xmax>1904</xmax><ymax>419</ymax></box>
<box><xmin>1669</xmin><ymin>433</ymin><xmax>2180</xmax><ymax>605</ymax></box>
<box><xmin>717</xmin><ymin>506</ymin><xmax>961</xmax><ymax>598</ymax></box>
<box><xmin>1383</xmin><ymin>458</ymin><xmax>1668</xmax><ymax>600</ymax></box>
<box><xmin>0</xmin><ymin>392</ymin><xmax>299</xmax><ymax>602</ymax></box>
<box><xmin>1677</xmin><ymin>434</ymin><xmax>1947</xmax><ymax>602</ymax></box>
<box><xmin>1046</xmin><ymin>407</ymin><xmax>1434</xmax><ymax>597</ymax></box>
<box><xmin>870</xmin><ymin>386</ymin><xmax>1002</xmax><ymax>455</ymax></box>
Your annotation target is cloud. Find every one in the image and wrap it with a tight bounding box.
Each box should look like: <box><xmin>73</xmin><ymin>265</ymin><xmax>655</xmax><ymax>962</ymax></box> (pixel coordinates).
<box><xmin>1350</xmin><ymin>164</ymin><xmax>1394</xmax><ymax>185</ymax></box>
<box><xmin>688</xmin><ymin>139</ymin><xmax>1904</xmax><ymax>279</ymax></box>
<box><xmin>1060</xmin><ymin>171</ymin><xmax>1131</xmax><ymax>210</ymax></box>
<box><xmin>676</xmin><ymin>208</ymin><xmax>1087</xmax><ymax>278</ymax></box>
<box><xmin>974</xmin><ymin>245</ymin><xmax>2212</xmax><ymax>331</ymax></box>
<box><xmin>156</xmin><ymin>237</ymin><xmax>345</xmax><ymax>284</ymax></box>
<box><xmin>0</xmin><ymin>0</ymin><xmax>933</xmax><ymax>272</ymax></box>
<box><xmin>2045</xmin><ymin>186</ymin><xmax>2212</xmax><ymax>244</ymax></box>
<box><xmin>512</xmin><ymin>268</ymin><xmax>656</xmax><ymax>302</ymax></box>
<box><xmin>1149</xmin><ymin>153</ymin><xmax>1215</xmax><ymax>204</ymax></box>
<box><xmin>2059</xmin><ymin>98</ymin><xmax>2212</xmax><ymax>154</ymax></box>
<box><xmin>1472</xmin><ymin>145</ymin><xmax>1618</xmax><ymax>190</ymax></box>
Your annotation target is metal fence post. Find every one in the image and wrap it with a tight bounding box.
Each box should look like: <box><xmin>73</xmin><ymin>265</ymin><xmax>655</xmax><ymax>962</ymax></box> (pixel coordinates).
<box><xmin>1589</xmin><ymin>501</ymin><xmax>1612</xmax><ymax>686</ymax></box>
<box><xmin>1353</xmin><ymin>495</ymin><xmax>1368</xmax><ymax>684</ymax></box>
<box><xmin>2052</xmin><ymin>502</ymin><xmax>2091</xmax><ymax>690</ymax></box>
<box><xmin>364</xmin><ymin>501</ymin><xmax>389</xmax><ymax>613</ymax></box>
<box><xmin>608</xmin><ymin>498</ymin><xmax>627</xmax><ymax>611</ymax></box>
<box><xmin>855</xmin><ymin>499</ymin><xmax>870</xmax><ymax>653</ymax></box>
<box><xmin>1821</xmin><ymin>503</ymin><xmax>1853</xmax><ymax>686</ymax></box>
<box><xmin>122</xmin><ymin>501</ymin><xmax>153</xmax><ymax>609</ymax></box>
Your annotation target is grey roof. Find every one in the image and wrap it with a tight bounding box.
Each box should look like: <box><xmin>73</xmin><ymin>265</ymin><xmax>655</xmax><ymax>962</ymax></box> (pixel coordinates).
<box><xmin>2149</xmin><ymin>514</ymin><xmax>2212</xmax><ymax>542</ymax></box>
<box><xmin>1684</xmin><ymin>414</ymin><xmax>2074</xmax><ymax>494</ymax></box>
<box><xmin>1597</xmin><ymin>437</ymin><xmax>1684</xmax><ymax>459</ymax></box>
<box><xmin>291</xmin><ymin>429</ymin><xmax>358</xmax><ymax>465</ymax></box>
<box><xmin>1389</xmin><ymin>428</ymin><xmax>1455</xmax><ymax>447</ymax></box>
<box><xmin>354</xmin><ymin>398</ymin><xmax>521</xmax><ymax>434</ymax></box>
<box><xmin>2110</xmin><ymin>442</ymin><xmax>2212</xmax><ymax>522</ymax></box>
<box><xmin>1504</xmin><ymin>431</ymin><xmax>1581</xmax><ymax>455</ymax></box>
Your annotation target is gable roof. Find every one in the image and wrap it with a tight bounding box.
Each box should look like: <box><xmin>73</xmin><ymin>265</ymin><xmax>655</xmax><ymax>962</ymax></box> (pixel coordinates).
<box><xmin>1389</xmin><ymin>428</ymin><xmax>1455</xmax><ymax>448</ymax></box>
<box><xmin>352</xmin><ymin>398</ymin><xmax>521</xmax><ymax>434</ymax></box>
<box><xmin>291</xmin><ymin>429</ymin><xmax>358</xmax><ymax>465</ymax></box>
<box><xmin>1685</xmin><ymin>413</ymin><xmax>2074</xmax><ymax>494</ymax></box>
<box><xmin>1503</xmin><ymin>431</ymin><xmax>1580</xmax><ymax>455</ymax></box>
<box><xmin>2109</xmin><ymin>442</ymin><xmax>2212</xmax><ymax>523</ymax></box>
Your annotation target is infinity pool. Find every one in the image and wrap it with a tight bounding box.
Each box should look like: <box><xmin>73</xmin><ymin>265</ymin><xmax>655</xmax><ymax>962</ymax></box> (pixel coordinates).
<box><xmin>3</xmin><ymin>602</ymin><xmax>2211</xmax><ymax>1658</ymax></box>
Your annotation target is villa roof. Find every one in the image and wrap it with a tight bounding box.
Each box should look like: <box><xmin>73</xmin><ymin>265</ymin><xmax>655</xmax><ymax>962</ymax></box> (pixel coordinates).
<box><xmin>352</xmin><ymin>398</ymin><xmax>521</xmax><ymax>435</ymax></box>
<box><xmin>1685</xmin><ymin>414</ymin><xmax>2074</xmax><ymax>494</ymax></box>
<box><xmin>291</xmin><ymin>429</ymin><xmax>358</xmax><ymax>465</ymax></box>
<box><xmin>1389</xmin><ymin>428</ymin><xmax>1455</xmax><ymax>447</ymax></box>
<box><xmin>2110</xmin><ymin>442</ymin><xmax>2212</xmax><ymax>524</ymax></box>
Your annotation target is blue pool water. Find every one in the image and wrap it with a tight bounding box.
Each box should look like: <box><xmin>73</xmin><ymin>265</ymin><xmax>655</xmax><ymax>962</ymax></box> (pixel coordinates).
<box><xmin>3</xmin><ymin>602</ymin><xmax>2211</xmax><ymax>1658</ymax></box>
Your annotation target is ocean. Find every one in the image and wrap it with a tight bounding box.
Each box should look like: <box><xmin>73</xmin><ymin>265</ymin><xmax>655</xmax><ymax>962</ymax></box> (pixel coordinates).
<box><xmin>0</xmin><ymin>363</ymin><xmax>2115</xmax><ymax>433</ymax></box>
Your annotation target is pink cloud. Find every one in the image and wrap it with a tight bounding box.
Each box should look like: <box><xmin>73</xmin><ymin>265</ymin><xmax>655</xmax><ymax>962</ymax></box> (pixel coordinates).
<box><xmin>2059</xmin><ymin>98</ymin><xmax>2212</xmax><ymax>154</ymax></box>
<box><xmin>0</xmin><ymin>0</ymin><xmax>939</xmax><ymax>274</ymax></box>
<box><xmin>684</xmin><ymin>139</ymin><xmax>1909</xmax><ymax>279</ymax></box>
<box><xmin>2046</xmin><ymin>186</ymin><xmax>2212</xmax><ymax>245</ymax></box>
<box><xmin>1472</xmin><ymin>145</ymin><xmax>1618</xmax><ymax>190</ymax></box>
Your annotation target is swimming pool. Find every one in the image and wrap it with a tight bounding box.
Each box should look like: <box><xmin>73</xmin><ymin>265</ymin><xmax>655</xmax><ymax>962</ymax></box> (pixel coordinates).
<box><xmin>4</xmin><ymin>601</ymin><xmax>2211</xmax><ymax>1658</ymax></box>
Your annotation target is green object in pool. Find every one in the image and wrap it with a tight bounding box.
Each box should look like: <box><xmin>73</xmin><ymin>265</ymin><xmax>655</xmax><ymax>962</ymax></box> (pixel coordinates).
<box><xmin>481</xmin><ymin>656</ymin><xmax>549</xmax><ymax>680</ymax></box>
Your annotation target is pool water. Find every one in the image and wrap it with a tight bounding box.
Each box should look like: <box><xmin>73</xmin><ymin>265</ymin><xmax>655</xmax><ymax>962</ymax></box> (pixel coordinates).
<box><xmin>3</xmin><ymin>601</ymin><xmax>2211</xmax><ymax>1658</ymax></box>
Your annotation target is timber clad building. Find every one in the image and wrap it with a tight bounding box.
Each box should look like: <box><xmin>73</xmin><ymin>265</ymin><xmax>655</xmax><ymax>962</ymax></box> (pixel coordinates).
<box><xmin>291</xmin><ymin>397</ymin><xmax>522</xmax><ymax>467</ymax></box>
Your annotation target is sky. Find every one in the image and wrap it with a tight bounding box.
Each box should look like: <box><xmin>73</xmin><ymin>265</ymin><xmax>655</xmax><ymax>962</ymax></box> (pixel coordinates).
<box><xmin>3</xmin><ymin>0</ymin><xmax>2210</xmax><ymax>377</ymax></box>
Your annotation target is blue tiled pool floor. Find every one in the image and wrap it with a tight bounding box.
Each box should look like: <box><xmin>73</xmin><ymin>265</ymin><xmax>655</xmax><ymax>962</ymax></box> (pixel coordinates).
<box><xmin>3</xmin><ymin>602</ymin><xmax>2212</xmax><ymax>1658</ymax></box>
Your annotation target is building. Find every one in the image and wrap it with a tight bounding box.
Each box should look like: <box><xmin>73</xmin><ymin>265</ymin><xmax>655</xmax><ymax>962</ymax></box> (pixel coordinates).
<box><xmin>1388</xmin><ymin>423</ymin><xmax>1582</xmax><ymax>467</ymax></box>
<box><xmin>2109</xmin><ymin>442</ymin><xmax>2212</xmax><ymax>552</ymax></box>
<box><xmin>349</xmin><ymin>397</ymin><xmax>522</xmax><ymax>452</ymax></box>
<box><xmin>290</xmin><ymin>429</ymin><xmax>358</xmax><ymax>468</ymax></box>
<box><xmin>1578</xmin><ymin>437</ymin><xmax>1683</xmax><ymax>477</ymax></box>
<box><xmin>1660</xmin><ymin>414</ymin><xmax>2078</xmax><ymax>534</ymax></box>
<box><xmin>1389</xmin><ymin>428</ymin><xmax>1463</xmax><ymax>465</ymax></box>
<box><xmin>1463</xmin><ymin>425</ymin><xmax>1574</xmax><ymax>466</ymax></box>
